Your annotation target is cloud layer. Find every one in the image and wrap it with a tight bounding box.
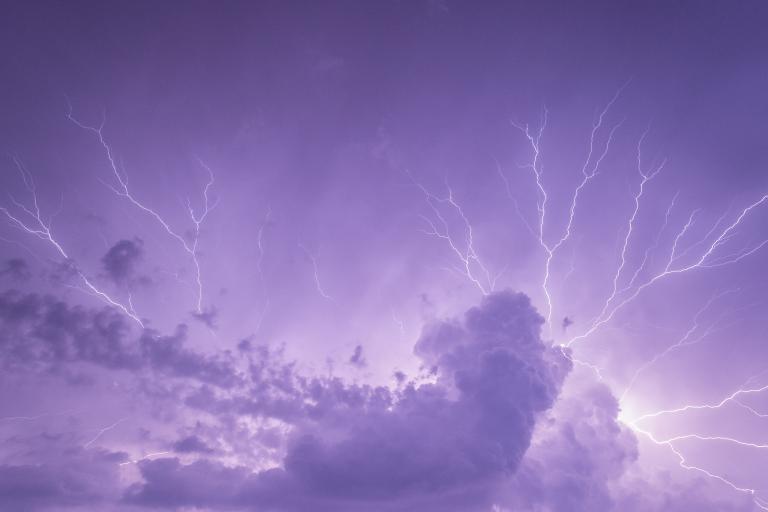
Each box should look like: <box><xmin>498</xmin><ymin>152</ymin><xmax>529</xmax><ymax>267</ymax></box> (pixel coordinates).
<box><xmin>125</xmin><ymin>291</ymin><xmax>570</xmax><ymax>511</ymax></box>
<box><xmin>0</xmin><ymin>286</ymin><xmax>761</xmax><ymax>511</ymax></box>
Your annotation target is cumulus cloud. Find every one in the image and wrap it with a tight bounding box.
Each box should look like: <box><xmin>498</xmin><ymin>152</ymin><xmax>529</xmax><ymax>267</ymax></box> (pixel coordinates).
<box><xmin>0</xmin><ymin>289</ymin><xmax>754</xmax><ymax>512</ymax></box>
<box><xmin>0</xmin><ymin>429</ymin><xmax>126</xmax><ymax>511</ymax></box>
<box><xmin>348</xmin><ymin>344</ymin><xmax>366</xmax><ymax>368</ymax></box>
<box><xmin>499</xmin><ymin>374</ymin><xmax>758</xmax><ymax>512</ymax></box>
<box><xmin>172</xmin><ymin>435</ymin><xmax>215</xmax><ymax>454</ymax></box>
<box><xmin>125</xmin><ymin>291</ymin><xmax>571</xmax><ymax>511</ymax></box>
<box><xmin>500</xmin><ymin>379</ymin><xmax>639</xmax><ymax>511</ymax></box>
<box><xmin>101</xmin><ymin>238</ymin><xmax>144</xmax><ymax>285</ymax></box>
<box><xmin>192</xmin><ymin>306</ymin><xmax>219</xmax><ymax>329</ymax></box>
<box><xmin>0</xmin><ymin>290</ymin><xmax>238</xmax><ymax>388</ymax></box>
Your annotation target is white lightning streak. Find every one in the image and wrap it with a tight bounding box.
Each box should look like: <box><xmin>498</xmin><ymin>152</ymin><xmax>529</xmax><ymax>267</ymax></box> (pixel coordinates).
<box><xmin>567</xmin><ymin>193</ymin><xmax>768</xmax><ymax>346</ymax></box>
<box><xmin>512</xmin><ymin>86</ymin><xmax>624</xmax><ymax>329</ymax></box>
<box><xmin>623</xmin><ymin>191</ymin><xmax>679</xmax><ymax>291</ymax></box>
<box><xmin>187</xmin><ymin>159</ymin><xmax>218</xmax><ymax>313</ymax></box>
<box><xmin>84</xmin><ymin>417</ymin><xmax>128</xmax><ymax>448</ymax></box>
<box><xmin>67</xmin><ymin>106</ymin><xmax>217</xmax><ymax>314</ymax></box>
<box><xmin>658</xmin><ymin>433</ymin><xmax>768</xmax><ymax>449</ymax></box>
<box><xmin>631</xmin><ymin>423</ymin><xmax>768</xmax><ymax>509</ymax></box>
<box><xmin>256</xmin><ymin>206</ymin><xmax>272</xmax><ymax>282</ymax></box>
<box><xmin>0</xmin><ymin>158</ymin><xmax>144</xmax><ymax>327</ymax></box>
<box><xmin>735</xmin><ymin>400</ymin><xmax>768</xmax><ymax>418</ymax></box>
<box><xmin>593</xmin><ymin>129</ymin><xmax>665</xmax><ymax>324</ymax></box>
<box><xmin>619</xmin><ymin>288</ymin><xmax>739</xmax><ymax>403</ymax></box>
<box><xmin>506</xmin><ymin>97</ymin><xmax>768</xmax><ymax>508</ymax></box>
<box><xmin>632</xmin><ymin>380</ymin><xmax>768</xmax><ymax>425</ymax></box>
<box><xmin>622</xmin><ymin>373</ymin><xmax>768</xmax><ymax>509</ymax></box>
<box><xmin>0</xmin><ymin>407</ymin><xmax>81</xmax><ymax>422</ymax></box>
<box><xmin>118</xmin><ymin>451</ymin><xmax>170</xmax><ymax>466</ymax></box>
<box><xmin>495</xmin><ymin>159</ymin><xmax>536</xmax><ymax>239</ymax></box>
<box><xmin>391</xmin><ymin>308</ymin><xmax>406</xmax><ymax>336</ymax></box>
<box><xmin>299</xmin><ymin>244</ymin><xmax>334</xmax><ymax>301</ymax></box>
<box><xmin>410</xmin><ymin>173</ymin><xmax>497</xmax><ymax>295</ymax></box>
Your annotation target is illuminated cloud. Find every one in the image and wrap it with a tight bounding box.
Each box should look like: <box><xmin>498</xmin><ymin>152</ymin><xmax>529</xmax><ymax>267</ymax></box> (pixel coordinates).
<box><xmin>125</xmin><ymin>291</ymin><xmax>570</xmax><ymax>510</ymax></box>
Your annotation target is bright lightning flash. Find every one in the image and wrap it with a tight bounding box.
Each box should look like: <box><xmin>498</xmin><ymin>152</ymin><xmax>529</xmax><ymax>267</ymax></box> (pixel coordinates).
<box><xmin>420</xmin><ymin>86</ymin><xmax>768</xmax><ymax>509</ymax></box>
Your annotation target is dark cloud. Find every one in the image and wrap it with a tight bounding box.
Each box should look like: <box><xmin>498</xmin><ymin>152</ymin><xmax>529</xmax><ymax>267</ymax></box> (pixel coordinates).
<box><xmin>126</xmin><ymin>291</ymin><xmax>572</xmax><ymax>511</ymax></box>
<box><xmin>0</xmin><ymin>290</ymin><xmax>238</xmax><ymax>388</ymax></box>
<box><xmin>348</xmin><ymin>344</ymin><xmax>366</xmax><ymax>368</ymax></box>
<box><xmin>0</xmin><ymin>258</ymin><xmax>31</xmax><ymax>282</ymax></box>
<box><xmin>139</xmin><ymin>326</ymin><xmax>239</xmax><ymax>388</ymax></box>
<box><xmin>0</xmin><ymin>461</ymin><xmax>118</xmax><ymax>511</ymax></box>
<box><xmin>191</xmin><ymin>306</ymin><xmax>218</xmax><ymax>329</ymax></box>
<box><xmin>0</xmin><ymin>289</ymin><xmax>751</xmax><ymax>512</ymax></box>
<box><xmin>125</xmin><ymin>458</ymin><xmax>253</xmax><ymax>510</ymax></box>
<box><xmin>101</xmin><ymin>238</ymin><xmax>143</xmax><ymax>285</ymax></box>
<box><xmin>0</xmin><ymin>431</ymin><xmax>125</xmax><ymax>511</ymax></box>
<box><xmin>120</xmin><ymin>291</ymin><xmax>759</xmax><ymax>512</ymax></box>
<box><xmin>0</xmin><ymin>290</ymin><xmax>139</xmax><ymax>372</ymax></box>
<box><xmin>172</xmin><ymin>435</ymin><xmax>214</xmax><ymax>454</ymax></box>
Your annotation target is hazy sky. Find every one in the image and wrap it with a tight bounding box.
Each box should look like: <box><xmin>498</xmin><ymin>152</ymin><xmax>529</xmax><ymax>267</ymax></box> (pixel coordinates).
<box><xmin>1</xmin><ymin>2</ymin><xmax>768</xmax><ymax>511</ymax></box>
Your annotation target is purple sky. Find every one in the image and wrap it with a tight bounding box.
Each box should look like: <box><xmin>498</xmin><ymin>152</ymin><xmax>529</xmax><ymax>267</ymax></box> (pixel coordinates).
<box><xmin>1</xmin><ymin>1</ymin><xmax>768</xmax><ymax>511</ymax></box>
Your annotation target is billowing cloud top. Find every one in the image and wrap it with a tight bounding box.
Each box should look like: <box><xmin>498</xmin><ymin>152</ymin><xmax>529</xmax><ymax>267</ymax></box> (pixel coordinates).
<box><xmin>123</xmin><ymin>291</ymin><xmax>569</xmax><ymax>511</ymax></box>
<box><xmin>0</xmin><ymin>289</ymin><xmax>576</xmax><ymax>511</ymax></box>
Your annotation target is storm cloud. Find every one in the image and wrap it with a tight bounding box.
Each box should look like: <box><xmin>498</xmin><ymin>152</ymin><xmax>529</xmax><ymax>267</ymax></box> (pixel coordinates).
<box><xmin>0</xmin><ymin>289</ymin><xmax>238</xmax><ymax>388</ymax></box>
<box><xmin>124</xmin><ymin>291</ymin><xmax>570</xmax><ymax>510</ymax></box>
<box><xmin>101</xmin><ymin>239</ymin><xmax>144</xmax><ymax>285</ymax></box>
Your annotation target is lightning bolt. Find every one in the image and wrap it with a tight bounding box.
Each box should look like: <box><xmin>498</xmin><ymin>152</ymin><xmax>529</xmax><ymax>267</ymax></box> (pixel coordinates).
<box><xmin>253</xmin><ymin>298</ymin><xmax>270</xmax><ymax>333</ymax></box>
<box><xmin>406</xmin><ymin>91</ymin><xmax>767</xmax><ymax>509</ymax></box>
<box><xmin>391</xmin><ymin>308</ymin><xmax>406</xmax><ymax>336</ymax></box>
<box><xmin>735</xmin><ymin>400</ymin><xmax>768</xmax><ymax>418</ymax></box>
<box><xmin>511</xmin><ymin>85</ymin><xmax>625</xmax><ymax>330</ymax></box>
<box><xmin>619</xmin><ymin>288</ymin><xmax>741</xmax><ymax>403</ymax></box>
<box><xmin>592</xmin><ymin>128</ymin><xmax>665</xmax><ymax>324</ymax></box>
<box><xmin>186</xmin><ymin>159</ymin><xmax>218</xmax><ymax>314</ymax></box>
<box><xmin>67</xmin><ymin>104</ymin><xmax>218</xmax><ymax>315</ymax></box>
<box><xmin>0</xmin><ymin>157</ymin><xmax>144</xmax><ymax>327</ymax></box>
<box><xmin>0</xmin><ymin>407</ymin><xmax>81</xmax><ymax>422</ymax></box>
<box><xmin>631</xmin><ymin>423</ymin><xmax>768</xmax><ymax>510</ymax></box>
<box><xmin>567</xmin><ymin>192</ymin><xmax>768</xmax><ymax>347</ymax></box>
<box><xmin>498</xmin><ymin>91</ymin><xmax>768</xmax><ymax>508</ymax></box>
<box><xmin>567</xmin><ymin>352</ymin><xmax>606</xmax><ymax>381</ymax></box>
<box><xmin>256</xmin><ymin>206</ymin><xmax>272</xmax><ymax>283</ymax></box>
<box><xmin>409</xmin><ymin>172</ymin><xmax>499</xmax><ymax>295</ymax></box>
<box><xmin>495</xmin><ymin>158</ymin><xmax>536</xmax><ymax>239</ymax></box>
<box><xmin>625</xmin><ymin>378</ymin><xmax>768</xmax><ymax>509</ymax></box>
<box><xmin>622</xmin><ymin>191</ymin><xmax>679</xmax><ymax>291</ymax></box>
<box><xmin>83</xmin><ymin>417</ymin><xmax>128</xmax><ymax>448</ymax></box>
<box><xmin>631</xmin><ymin>378</ymin><xmax>768</xmax><ymax>424</ymax></box>
<box><xmin>653</xmin><ymin>433</ymin><xmax>768</xmax><ymax>450</ymax></box>
<box><xmin>299</xmin><ymin>243</ymin><xmax>334</xmax><ymax>301</ymax></box>
<box><xmin>118</xmin><ymin>451</ymin><xmax>170</xmax><ymax>466</ymax></box>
